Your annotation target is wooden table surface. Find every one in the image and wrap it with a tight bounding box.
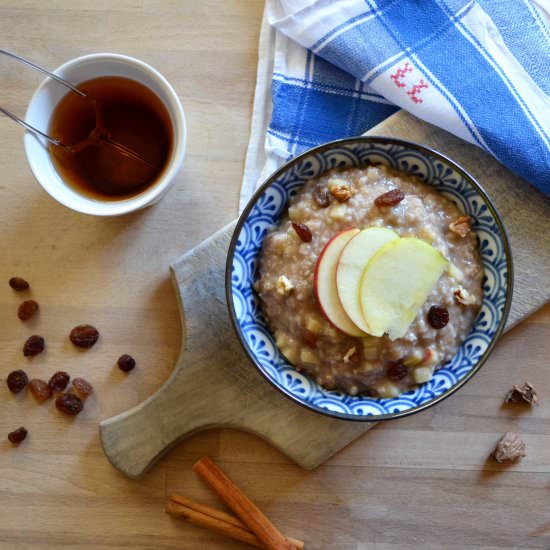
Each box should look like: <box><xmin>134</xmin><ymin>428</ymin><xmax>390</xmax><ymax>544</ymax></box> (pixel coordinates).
<box><xmin>1</xmin><ymin>2</ymin><xmax>549</xmax><ymax>548</ymax></box>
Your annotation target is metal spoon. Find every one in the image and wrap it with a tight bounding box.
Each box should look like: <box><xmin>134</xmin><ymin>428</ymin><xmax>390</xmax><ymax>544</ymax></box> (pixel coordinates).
<box><xmin>0</xmin><ymin>49</ymin><xmax>157</xmax><ymax>168</ymax></box>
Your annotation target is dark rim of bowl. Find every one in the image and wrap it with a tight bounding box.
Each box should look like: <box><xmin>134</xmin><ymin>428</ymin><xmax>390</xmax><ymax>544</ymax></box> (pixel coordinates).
<box><xmin>225</xmin><ymin>136</ymin><xmax>514</xmax><ymax>422</ymax></box>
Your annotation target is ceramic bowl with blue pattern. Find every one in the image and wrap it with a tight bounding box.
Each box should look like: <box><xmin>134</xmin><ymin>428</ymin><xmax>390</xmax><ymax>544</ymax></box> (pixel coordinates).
<box><xmin>226</xmin><ymin>137</ymin><xmax>513</xmax><ymax>421</ymax></box>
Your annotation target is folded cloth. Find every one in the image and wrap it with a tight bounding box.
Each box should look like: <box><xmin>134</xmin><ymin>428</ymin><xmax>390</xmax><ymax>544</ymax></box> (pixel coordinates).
<box><xmin>240</xmin><ymin>0</ymin><xmax>550</xmax><ymax>209</ymax></box>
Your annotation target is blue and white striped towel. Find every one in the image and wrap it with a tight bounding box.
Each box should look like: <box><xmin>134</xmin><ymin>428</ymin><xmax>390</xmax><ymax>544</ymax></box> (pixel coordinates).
<box><xmin>240</xmin><ymin>0</ymin><xmax>550</xmax><ymax>209</ymax></box>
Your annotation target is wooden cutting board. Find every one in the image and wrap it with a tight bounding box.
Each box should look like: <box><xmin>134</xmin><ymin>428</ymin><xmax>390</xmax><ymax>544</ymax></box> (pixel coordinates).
<box><xmin>100</xmin><ymin>112</ymin><xmax>550</xmax><ymax>478</ymax></box>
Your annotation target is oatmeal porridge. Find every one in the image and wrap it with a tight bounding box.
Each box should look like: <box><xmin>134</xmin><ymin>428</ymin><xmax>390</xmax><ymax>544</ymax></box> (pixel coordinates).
<box><xmin>255</xmin><ymin>165</ymin><xmax>483</xmax><ymax>397</ymax></box>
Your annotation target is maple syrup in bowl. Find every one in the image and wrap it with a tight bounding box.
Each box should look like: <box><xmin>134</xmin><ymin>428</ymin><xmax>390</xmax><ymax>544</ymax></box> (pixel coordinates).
<box><xmin>48</xmin><ymin>76</ymin><xmax>173</xmax><ymax>200</ymax></box>
<box><xmin>24</xmin><ymin>53</ymin><xmax>186</xmax><ymax>216</ymax></box>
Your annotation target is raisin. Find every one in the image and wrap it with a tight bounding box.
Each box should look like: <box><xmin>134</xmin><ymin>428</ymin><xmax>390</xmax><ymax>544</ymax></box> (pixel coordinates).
<box><xmin>70</xmin><ymin>325</ymin><xmax>99</xmax><ymax>348</ymax></box>
<box><xmin>17</xmin><ymin>300</ymin><xmax>39</xmax><ymax>321</ymax></box>
<box><xmin>8</xmin><ymin>427</ymin><xmax>28</xmax><ymax>444</ymax></box>
<box><xmin>291</xmin><ymin>222</ymin><xmax>313</xmax><ymax>242</ymax></box>
<box><xmin>387</xmin><ymin>361</ymin><xmax>409</xmax><ymax>381</ymax></box>
<box><xmin>313</xmin><ymin>187</ymin><xmax>332</xmax><ymax>208</ymax></box>
<box><xmin>374</xmin><ymin>189</ymin><xmax>405</xmax><ymax>207</ymax></box>
<box><xmin>427</xmin><ymin>306</ymin><xmax>450</xmax><ymax>329</ymax></box>
<box><xmin>301</xmin><ymin>329</ymin><xmax>318</xmax><ymax>349</ymax></box>
<box><xmin>29</xmin><ymin>379</ymin><xmax>53</xmax><ymax>401</ymax></box>
<box><xmin>72</xmin><ymin>377</ymin><xmax>93</xmax><ymax>400</ymax></box>
<box><xmin>48</xmin><ymin>371</ymin><xmax>70</xmax><ymax>392</ymax></box>
<box><xmin>23</xmin><ymin>335</ymin><xmax>45</xmax><ymax>356</ymax></box>
<box><xmin>9</xmin><ymin>277</ymin><xmax>29</xmax><ymax>291</ymax></box>
<box><xmin>359</xmin><ymin>386</ymin><xmax>378</xmax><ymax>398</ymax></box>
<box><xmin>55</xmin><ymin>393</ymin><xmax>83</xmax><ymax>416</ymax></box>
<box><xmin>117</xmin><ymin>354</ymin><xmax>136</xmax><ymax>372</ymax></box>
<box><xmin>6</xmin><ymin>370</ymin><xmax>29</xmax><ymax>394</ymax></box>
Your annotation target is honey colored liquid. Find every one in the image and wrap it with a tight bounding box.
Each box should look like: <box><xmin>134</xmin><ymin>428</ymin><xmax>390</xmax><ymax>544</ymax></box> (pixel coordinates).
<box><xmin>48</xmin><ymin>76</ymin><xmax>172</xmax><ymax>200</ymax></box>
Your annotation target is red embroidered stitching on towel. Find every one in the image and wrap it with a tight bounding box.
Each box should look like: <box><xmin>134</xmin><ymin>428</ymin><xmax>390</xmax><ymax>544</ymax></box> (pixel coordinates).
<box><xmin>407</xmin><ymin>79</ymin><xmax>429</xmax><ymax>103</ymax></box>
<box><xmin>390</xmin><ymin>62</ymin><xmax>412</xmax><ymax>88</ymax></box>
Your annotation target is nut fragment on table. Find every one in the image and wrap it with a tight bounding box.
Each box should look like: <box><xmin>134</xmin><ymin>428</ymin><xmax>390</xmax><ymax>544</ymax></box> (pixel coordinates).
<box><xmin>449</xmin><ymin>215</ymin><xmax>472</xmax><ymax>237</ymax></box>
<box><xmin>504</xmin><ymin>381</ymin><xmax>538</xmax><ymax>405</ymax></box>
<box><xmin>491</xmin><ymin>432</ymin><xmax>526</xmax><ymax>463</ymax></box>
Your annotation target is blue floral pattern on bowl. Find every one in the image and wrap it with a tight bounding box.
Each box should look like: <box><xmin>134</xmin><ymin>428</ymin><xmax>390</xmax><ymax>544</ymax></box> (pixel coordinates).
<box><xmin>227</xmin><ymin>137</ymin><xmax>512</xmax><ymax>421</ymax></box>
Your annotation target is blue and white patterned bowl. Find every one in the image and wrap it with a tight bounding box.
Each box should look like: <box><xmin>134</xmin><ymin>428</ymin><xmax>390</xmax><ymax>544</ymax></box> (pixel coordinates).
<box><xmin>226</xmin><ymin>137</ymin><xmax>513</xmax><ymax>421</ymax></box>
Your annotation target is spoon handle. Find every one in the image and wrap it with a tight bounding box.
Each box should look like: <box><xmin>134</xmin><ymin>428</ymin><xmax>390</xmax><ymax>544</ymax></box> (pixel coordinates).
<box><xmin>0</xmin><ymin>104</ymin><xmax>70</xmax><ymax>150</ymax></box>
<box><xmin>0</xmin><ymin>48</ymin><xmax>88</xmax><ymax>98</ymax></box>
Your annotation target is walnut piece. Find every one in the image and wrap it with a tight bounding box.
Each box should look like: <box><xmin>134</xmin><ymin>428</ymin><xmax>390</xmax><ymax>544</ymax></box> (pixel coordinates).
<box><xmin>276</xmin><ymin>275</ymin><xmax>294</xmax><ymax>296</ymax></box>
<box><xmin>449</xmin><ymin>216</ymin><xmax>472</xmax><ymax>237</ymax></box>
<box><xmin>328</xmin><ymin>178</ymin><xmax>354</xmax><ymax>202</ymax></box>
<box><xmin>491</xmin><ymin>432</ymin><xmax>526</xmax><ymax>463</ymax></box>
<box><xmin>454</xmin><ymin>286</ymin><xmax>477</xmax><ymax>306</ymax></box>
<box><xmin>505</xmin><ymin>381</ymin><xmax>538</xmax><ymax>405</ymax></box>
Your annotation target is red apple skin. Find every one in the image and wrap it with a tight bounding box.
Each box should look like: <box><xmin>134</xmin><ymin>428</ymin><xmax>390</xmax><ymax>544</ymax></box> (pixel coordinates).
<box><xmin>313</xmin><ymin>228</ymin><xmax>365</xmax><ymax>337</ymax></box>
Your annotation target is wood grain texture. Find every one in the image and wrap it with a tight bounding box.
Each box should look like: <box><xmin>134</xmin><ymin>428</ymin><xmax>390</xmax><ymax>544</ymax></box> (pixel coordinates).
<box><xmin>0</xmin><ymin>1</ymin><xmax>549</xmax><ymax>549</ymax></box>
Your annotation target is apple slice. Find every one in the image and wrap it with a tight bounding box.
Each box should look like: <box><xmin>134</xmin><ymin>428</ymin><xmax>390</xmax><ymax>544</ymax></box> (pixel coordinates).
<box><xmin>336</xmin><ymin>227</ymin><xmax>399</xmax><ymax>332</ymax></box>
<box><xmin>359</xmin><ymin>238</ymin><xmax>448</xmax><ymax>340</ymax></box>
<box><xmin>314</xmin><ymin>229</ymin><xmax>365</xmax><ymax>337</ymax></box>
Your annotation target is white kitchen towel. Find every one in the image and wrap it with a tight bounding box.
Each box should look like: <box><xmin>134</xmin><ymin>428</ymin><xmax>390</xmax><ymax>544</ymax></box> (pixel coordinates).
<box><xmin>240</xmin><ymin>0</ymin><xmax>550</xmax><ymax>210</ymax></box>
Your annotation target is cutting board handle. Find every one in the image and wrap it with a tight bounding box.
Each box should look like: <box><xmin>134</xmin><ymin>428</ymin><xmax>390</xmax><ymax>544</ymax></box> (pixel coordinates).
<box><xmin>99</xmin><ymin>222</ymin><xmax>371</xmax><ymax>477</ymax></box>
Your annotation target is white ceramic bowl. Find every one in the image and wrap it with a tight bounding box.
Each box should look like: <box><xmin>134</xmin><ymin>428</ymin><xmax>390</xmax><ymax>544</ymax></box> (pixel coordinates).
<box><xmin>24</xmin><ymin>53</ymin><xmax>186</xmax><ymax>216</ymax></box>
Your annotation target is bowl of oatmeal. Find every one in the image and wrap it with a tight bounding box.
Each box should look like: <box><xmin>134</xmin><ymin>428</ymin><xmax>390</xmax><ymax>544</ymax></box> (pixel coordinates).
<box><xmin>226</xmin><ymin>137</ymin><xmax>512</xmax><ymax>420</ymax></box>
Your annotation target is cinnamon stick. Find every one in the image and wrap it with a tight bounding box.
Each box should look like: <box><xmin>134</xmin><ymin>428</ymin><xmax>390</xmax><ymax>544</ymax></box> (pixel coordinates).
<box><xmin>167</xmin><ymin>499</ymin><xmax>264</xmax><ymax>548</ymax></box>
<box><xmin>193</xmin><ymin>456</ymin><xmax>296</xmax><ymax>550</ymax></box>
<box><xmin>167</xmin><ymin>494</ymin><xmax>304</xmax><ymax>549</ymax></box>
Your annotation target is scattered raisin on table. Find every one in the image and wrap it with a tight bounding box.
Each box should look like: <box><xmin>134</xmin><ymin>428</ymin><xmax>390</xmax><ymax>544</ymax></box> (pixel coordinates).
<box><xmin>374</xmin><ymin>189</ymin><xmax>405</xmax><ymax>207</ymax></box>
<box><xmin>387</xmin><ymin>361</ymin><xmax>409</xmax><ymax>381</ymax></box>
<box><xmin>72</xmin><ymin>378</ymin><xmax>93</xmax><ymax>400</ymax></box>
<box><xmin>29</xmin><ymin>379</ymin><xmax>53</xmax><ymax>401</ymax></box>
<box><xmin>7</xmin><ymin>370</ymin><xmax>29</xmax><ymax>394</ymax></box>
<box><xmin>427</xmin><ymin>306</ymin><xmax>450</xmax><ymax>329</ymax></box>
<box><xmin>8</xmin><ymin>427</ymin><xmax>28</xmax><ymax>444</ymax></box>
<box><xmin>117</xmin><ymin>354</ymin><xmax>136</xmax><ymax>372</ymax></box>
<box><xmin>9</xmin><ymin>277</ymin><xmax>29</xmax><ymax>291</ymax></box>
<box><xmin>17</xmin><ymin>300</ymin><xmax>39</xmax><ymax>321</ymax></box>
<box><xmin>48</xmin><ymin>371</ymin><xmax>70</xmax><ymax>392</ymax></box>
<box><xmin>23</xmin><ymin>335</ymin><xmax>45</xmax><ymax>357</ymax></box>
<box><xmin>313</xmin><ymin>187</ymin><xmax>332</xmax><ymax>208</ymax></box>
<box><xmin>70</xmin><ymin>325</ymin><xmax>99</xmax><ymax>348</ymax></box>
<box><xmin>55</xmin><ymin>393</ymin><xmax>83</xmax><ymax>416</ymax></box>
<box><xmin>291</xmin><ymin>222</ymin><xmax>313</xmax><ymax>243</ymax></box>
